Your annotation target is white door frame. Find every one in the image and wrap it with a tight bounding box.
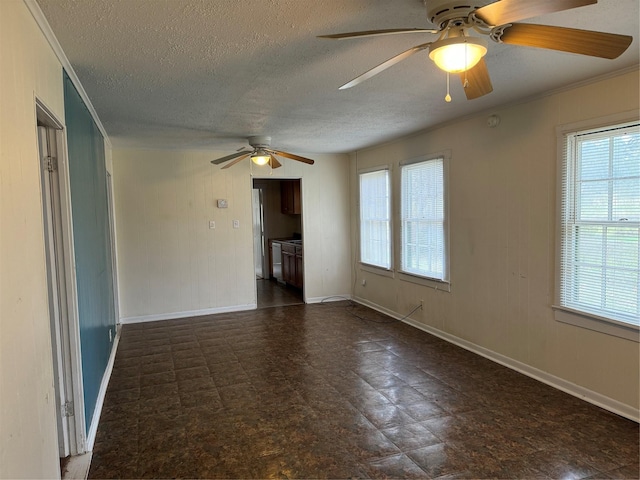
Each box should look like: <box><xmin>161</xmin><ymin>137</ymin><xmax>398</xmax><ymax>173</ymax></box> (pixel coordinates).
<box><xmin>252</xmin><ymin>186</ymin><xmax>266</xmax><ymax>279</ymax></box>
<box><xmin>36</xmin><ymin>99</ymin><xmax>87</xmax><ymax>456</ymax></box>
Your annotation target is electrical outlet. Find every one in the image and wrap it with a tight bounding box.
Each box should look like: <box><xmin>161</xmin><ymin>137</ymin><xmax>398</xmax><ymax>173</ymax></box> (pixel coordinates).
<box><xmin>361</xmin><ymin>279</ymin><xmax>366</xmax><ymax>286</ymax></box>
<box><xmin>420</xmin><ymin>299</ymin><xmax>424</xmax><ymax>309</ymax></box>
<box><xmin>233</xmin><ymin>219</ymin><xmax>240</xmax><ymax>229</ymax></box>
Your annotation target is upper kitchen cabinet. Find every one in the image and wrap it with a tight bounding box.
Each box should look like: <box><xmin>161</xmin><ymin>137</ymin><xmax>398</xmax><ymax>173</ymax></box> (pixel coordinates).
<box><xmin>281</xmin><ymin>180</ymin><xmax>301</xmax><ymax>215</ymax></box>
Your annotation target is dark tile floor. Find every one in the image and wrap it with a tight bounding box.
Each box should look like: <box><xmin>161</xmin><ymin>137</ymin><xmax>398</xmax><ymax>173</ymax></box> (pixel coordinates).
<box><xmin>89</xmin><ymin>302</ymin><xmax>639</xmax><ymax>479</ymax></box>
<box><xmin>256</xmin><ymin>278</ymin><xmax>303</xmax><ymax>309</ymax></box>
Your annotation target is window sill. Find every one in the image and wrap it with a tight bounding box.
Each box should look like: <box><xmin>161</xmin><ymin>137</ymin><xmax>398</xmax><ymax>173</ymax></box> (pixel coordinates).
<box><xmin>399</xmin><ymin>272</ymin><xmax>451</xmax><ymax>292</ymax></box>
<box><xmin>553</xmin><ymin>305</ymin><xmax>639</xmax><ymax>342</ymax></box>
<box><xmin>360</xmin><ymin>263</ymin><xmax>395</xmax><ymax>278</ymax></box>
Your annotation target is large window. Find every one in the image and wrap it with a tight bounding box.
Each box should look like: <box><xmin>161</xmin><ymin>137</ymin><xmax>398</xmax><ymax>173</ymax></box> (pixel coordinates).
<box><xmin>558</xmin><ymin>121</ymin><xmax>639</xmax><ymax>329</ymax></box>
<box><xmin>400</xmin><ymin>156</ymin><xmax>448</xmax><ymax>282</ymax></box>
<box><xmin>359</xmin><ymin>168</ymin><xmax>391</xmax><ymax>269</ymax></box>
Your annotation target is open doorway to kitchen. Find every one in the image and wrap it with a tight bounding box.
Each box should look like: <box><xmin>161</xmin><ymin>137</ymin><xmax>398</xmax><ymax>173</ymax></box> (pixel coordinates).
<box><xmin>36</xmin><ymin>100</ymin><xmax>86</xmax><ymax>474</ymax></box>
<box><xmin>252</xmin><ymin>178</ymin><xmax>304</xmax><ymax>308</ymax></box>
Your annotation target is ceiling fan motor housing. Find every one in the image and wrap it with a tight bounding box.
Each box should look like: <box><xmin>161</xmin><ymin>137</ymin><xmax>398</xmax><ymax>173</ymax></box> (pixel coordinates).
<box><xmin>248</xmin><ymin>135</ymin><xmax>271</xmax><ymax>149</ymax></box>
<box><xmin>425</xmin><ymin>1</ymin><xmax>487</xmax><ymax>29</ymax></box>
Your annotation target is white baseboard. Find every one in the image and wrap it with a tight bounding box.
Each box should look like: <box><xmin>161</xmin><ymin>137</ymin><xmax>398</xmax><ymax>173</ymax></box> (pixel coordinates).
<box><xmin>119</xmin><ymin>304</ymin><xmax>257</xmax><ymax>324</ymax></box>
<box><xmin>352</xmin><ymin>296</ymin><xmax>639</xmax><ymax>423</ymax></box>
<box><xmin>306</xmin><ymin>294</ymin><xmax>352</xmax><ymax>304</ymax></box>
<box><xmin>85</xmin><ymin>327</ymin><xmax>121</xmax><ymax>451</ymax></box>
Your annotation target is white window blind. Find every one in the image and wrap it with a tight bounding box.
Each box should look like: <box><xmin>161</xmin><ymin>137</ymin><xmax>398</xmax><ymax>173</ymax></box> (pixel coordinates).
<box><xmin>359</xmin><ymin>169</ymin><xmax>391</xmax><ymax>269</ymax></box>
<box><xmin>559</xmin><ymin>122</ymin><xmax>639</xmax><ymax>326</ymax></box>
<box><xmin>400</xmin><ymin>157</ymin><xmax>447</xmax><ymax>280</ymax></box>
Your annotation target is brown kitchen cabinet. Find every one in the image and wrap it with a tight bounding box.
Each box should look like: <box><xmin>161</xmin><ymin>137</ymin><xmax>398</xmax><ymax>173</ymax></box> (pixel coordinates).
<box><xmin>281</xmin><ymin>180</ymin><xmax>301</xmax><ymax>214</ymax></box>
<box><xmin>294</xmin><ymin>246</ymin><xmax>303</xmax><ymax>288</ymax></box>
<box><xmin>282</xmin><ymin>242</ymin><xmax>303</xmax><ymax>289</ymax></box>
<box><xmin>282</xmin><ymin>244</ymin><xmax>295</xmax><ymax>285</ymax></box>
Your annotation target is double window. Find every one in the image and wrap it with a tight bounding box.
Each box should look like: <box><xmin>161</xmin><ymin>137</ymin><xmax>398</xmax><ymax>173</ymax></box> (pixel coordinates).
<box><xmin>558</xmin><ymin>120</ymin><xmax>639</xmax><ymax>332</ymax></box>
<box><xmin>358</xmin><ymin>155</ymin><xmax>449</xmax><ymax>286</ymax></box>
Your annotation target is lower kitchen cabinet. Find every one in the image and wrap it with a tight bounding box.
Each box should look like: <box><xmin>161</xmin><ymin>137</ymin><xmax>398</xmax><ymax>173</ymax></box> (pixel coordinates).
<box><xmin>282</xmin><ymin>243</ymin><xmax>303</xmax><ymax>289</ymax></box>
<box><xmin>294</xmin><ymin>248</ymin><xmax>303</xmax><ymax>287</ymax></box>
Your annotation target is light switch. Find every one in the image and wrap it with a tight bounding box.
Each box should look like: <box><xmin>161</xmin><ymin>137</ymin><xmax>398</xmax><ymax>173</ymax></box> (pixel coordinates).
<box><xmin>209</xmin><ymin>221</ymin><xmax>215</xmax><ymax>229</ymax></box>
<box><xmin>233</xmin><ymin>220</ymin><xmax>240</xmax><ymax>229</ymax></box>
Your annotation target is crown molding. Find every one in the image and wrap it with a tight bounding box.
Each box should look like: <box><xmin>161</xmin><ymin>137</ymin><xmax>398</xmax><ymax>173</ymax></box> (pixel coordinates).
<box><xmin>23</xmin><ymin>0</ymin><xmax>112</xmax><ymax>148</ymax></box>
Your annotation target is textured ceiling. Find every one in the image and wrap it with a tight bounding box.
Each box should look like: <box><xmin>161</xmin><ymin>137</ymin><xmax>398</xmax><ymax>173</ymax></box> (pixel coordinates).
<box><xmin>37</xmin><ymin>0</ymin><xmax>639</xmax><ymax>154</ymax></box>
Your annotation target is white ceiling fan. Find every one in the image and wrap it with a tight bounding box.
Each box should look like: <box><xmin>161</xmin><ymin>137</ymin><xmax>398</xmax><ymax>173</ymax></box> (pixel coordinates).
<box><xmin>210</xmin><ymin>136</ymin><xmax>315</xmax><ymax>169</ymax></box>
<box><xmin>319</xmin><ymin>0</ymin><xmax>633</xmax><ymax>100</ymax></box>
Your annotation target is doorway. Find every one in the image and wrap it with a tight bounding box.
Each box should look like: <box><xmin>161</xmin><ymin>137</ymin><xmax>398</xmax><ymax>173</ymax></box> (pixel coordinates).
<box><xmin>36</xmin><ymin>101</ymin><xmax>85</xmax><ymax>468</ymax></box>
<box><xmin>252</xmin><ymin>178</ymin><xmax>304</xmax><ymax>308</ymax></box>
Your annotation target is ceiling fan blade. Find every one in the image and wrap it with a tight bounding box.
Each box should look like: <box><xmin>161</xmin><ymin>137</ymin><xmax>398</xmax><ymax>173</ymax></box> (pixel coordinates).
<box><xmin>338</xmin><ymin>42</ymin><xmax>431</xmax><ymax>89</ymax></box>
<box><xmin>269</xmin><ymin>149</ymin><xmax>315</xmax><ymax>165</ymax></box>
<box><xmin>269</xmin><ymin>155</ymin><xmax>282</xmax><ymax>169</ymax></box>
<box><xmin>474</xmin><ymin>0</ymin><xmax>596</xmax><ymax>26</ymax></box>
<box><xmin>220</xmin><ymin>153</ymin><xmax>251</xmax><ymax>169</ymax></box>
<box><xmin>318</xmin><ymin>28</ymin><xmax>438</xmax><ymax>40</ymax></box>
<box><xmin>499</xmin><ymin>23</ymin><xmax>633</xmax><ymax>59</ymax></box>
<box><xmin>459</xmin><ymin>58</ymin><xmax>493</xmax><ymax>100</ymax></box>
<box><xmin>211</xmin><ymin>150</ymin><xmax>252</xmax><ymax>165</ymax></box>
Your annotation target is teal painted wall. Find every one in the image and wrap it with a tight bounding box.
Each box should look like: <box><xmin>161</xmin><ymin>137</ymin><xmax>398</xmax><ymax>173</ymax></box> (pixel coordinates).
<box><xmin>63</xmin><ymin>71</ymin><xmax>116</xmax><ymax>432</ymax></box>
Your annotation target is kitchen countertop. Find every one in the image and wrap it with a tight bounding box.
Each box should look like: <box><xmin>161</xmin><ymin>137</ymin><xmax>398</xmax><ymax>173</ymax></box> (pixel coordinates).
<box><xmin>272</xmin><ymin>238</ymin><xmax>302</xmax><ymax>246</ymax></box>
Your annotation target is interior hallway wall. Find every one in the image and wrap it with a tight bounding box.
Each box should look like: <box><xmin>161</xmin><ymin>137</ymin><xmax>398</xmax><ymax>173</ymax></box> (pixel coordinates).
<box><xmin>0</xmin><ymin>1</ymin><xmax>65</xmax><ymax>477</ymax></box>
<box><xmin>112</xmin><ymin>148</ymin><xmax>351</xmax><ymax>321</ymax></box>
<box><xmin>350</xmin><ymin>69</ymin><xmax>639</xmax><ymax>414</ymax></box>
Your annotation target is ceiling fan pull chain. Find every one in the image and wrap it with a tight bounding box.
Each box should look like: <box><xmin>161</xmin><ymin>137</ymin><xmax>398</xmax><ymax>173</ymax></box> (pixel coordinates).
<box><xmin>445</xmin><ymin>72</ymin><xmax>452</xmax><ymax>103</ymax></box>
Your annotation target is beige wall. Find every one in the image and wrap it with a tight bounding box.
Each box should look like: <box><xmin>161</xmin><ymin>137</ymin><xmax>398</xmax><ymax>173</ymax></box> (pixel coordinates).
<box><xmin>1</xmin><ymin>6</ymin><xmax>635</xmax><ymax>479</ymax></box>
<box><xmin>350</xmin><ymin>70</ymin><xmax>640</xmax><ymax>413</ymax></box>
<box><xmin>0</xmin><ymin>1</ymin><xmax>65</xmax><ymax>477</ymax></box>
<box><xmin>113</xmin><ymin>148</ymin><xmax>351</xmax><ymax>320</ymax></box>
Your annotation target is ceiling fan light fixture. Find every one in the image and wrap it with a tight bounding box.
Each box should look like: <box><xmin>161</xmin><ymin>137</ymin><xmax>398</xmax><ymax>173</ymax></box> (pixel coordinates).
<box><xmin>429</xmin><ymin>36</ymin><xmax>488</xmax><ymax>73</ymax></box>
<box><xmin>251</xmin><ymin>149</ymin><xmax>270</xmax><ymax>166</ymax></box>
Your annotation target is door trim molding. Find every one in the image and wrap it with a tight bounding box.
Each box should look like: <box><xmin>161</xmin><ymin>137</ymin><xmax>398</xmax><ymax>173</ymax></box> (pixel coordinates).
<box><xmin>36</xmin><ymin>98</ymin><xmax>87</xmax><ymax>454</ymax></box>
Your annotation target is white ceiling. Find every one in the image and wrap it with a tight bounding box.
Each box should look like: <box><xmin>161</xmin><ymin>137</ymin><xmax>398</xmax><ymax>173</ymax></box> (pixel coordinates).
<box><xmin>36</xmin><ymin>0</ymin><xmax>639</xmax><ymax>154</ymax></box>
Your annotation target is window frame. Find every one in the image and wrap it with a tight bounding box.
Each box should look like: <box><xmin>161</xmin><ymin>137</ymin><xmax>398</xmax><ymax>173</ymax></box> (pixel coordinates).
<box><xmin>554</xmin><ymin>111</ymin><xmax>639</xmax><ymax>342</ymax></box>
<box><xmin>358</xmin><ymin>165</ymin><xmax>393</xmax><ymax>274</ymax></box>
<box><xmin>398</xmin><ymin>152</ymin><xmax>451</xmax><ymax>291</ymax></box>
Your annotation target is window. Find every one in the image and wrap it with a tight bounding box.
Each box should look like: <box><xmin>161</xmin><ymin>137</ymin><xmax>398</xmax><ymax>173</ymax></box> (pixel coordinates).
<box><xmin>558</xmin><ymin>121</ymin><xmax>639</xmax><ymax>329</ymax></box>
<box><xmin>359</xmin><ymin>168</ymin><xmax>391</xmax><ymax>269</ymax></box>
<box><xmin>400</xmin><ymin>155</ymin><xmax>448</xmax><ymax>282</ymax></box>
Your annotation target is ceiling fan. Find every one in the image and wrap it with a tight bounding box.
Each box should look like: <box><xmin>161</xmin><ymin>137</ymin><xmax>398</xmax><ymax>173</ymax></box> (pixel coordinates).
<box><xmin>210</xmin><ymin>136</ymin><xmax>315</xmax><ymax>169</ymax></box>
<box><xmin>319</xmin><ymin>0</ymin><xmax>633</xmax><ymax>100</ymax></box>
